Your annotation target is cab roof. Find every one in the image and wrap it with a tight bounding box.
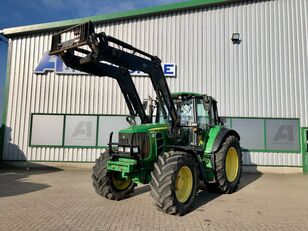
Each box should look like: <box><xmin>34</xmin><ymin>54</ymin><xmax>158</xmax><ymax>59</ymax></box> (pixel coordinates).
<box><xmin>171</xmin><ymin>92</ymin><xmax>203</xmax><ymax>98</ymax></box>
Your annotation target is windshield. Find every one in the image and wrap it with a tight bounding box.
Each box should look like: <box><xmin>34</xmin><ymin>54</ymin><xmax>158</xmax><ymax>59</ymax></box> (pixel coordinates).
<box><xmin>158</xmin><ymin>97</ymin><xmax>210</xmax><ymax>127</ymax></box>
<box><xmin>176</xmin><ymin>99</ymin><xmax>194</xmax><ymax>126</ymax></box>
<box><xmin>159</xmin><ymin>98</ymin><xmax>194</xmax><ymax>126</ymax></box>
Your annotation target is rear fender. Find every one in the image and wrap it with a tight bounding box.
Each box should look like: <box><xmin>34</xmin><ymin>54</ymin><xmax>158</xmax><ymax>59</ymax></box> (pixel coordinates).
<box><xmin>205</xmin><ymin>127</ymin><xmax>240</xmax><ymax>154</ymax></box>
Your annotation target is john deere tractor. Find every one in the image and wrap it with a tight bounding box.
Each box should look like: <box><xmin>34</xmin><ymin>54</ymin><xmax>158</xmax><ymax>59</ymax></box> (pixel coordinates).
<box><xmin>50</xmin><ymin>21</ymin><xmax>242</xmax><ymax>215</ymax></box>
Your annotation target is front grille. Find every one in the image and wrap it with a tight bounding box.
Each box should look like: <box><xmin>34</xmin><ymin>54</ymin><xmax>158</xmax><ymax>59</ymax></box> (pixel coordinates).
<box><xmin>156</xmin><ymin>133</ymin><xmax>164</xmax><ymax>156</ymax></box>
<box><xmin>119</xmin><ymin>133</ymin><xmax>150</xmax><ymax>159</ymax></box>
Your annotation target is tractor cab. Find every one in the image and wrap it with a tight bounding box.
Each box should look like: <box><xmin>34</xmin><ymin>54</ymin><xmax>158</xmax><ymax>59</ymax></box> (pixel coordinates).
<box><xmin>157</xmin><ymin>92</ymin><xmax>224</xmax><ymax>147</ymax></box>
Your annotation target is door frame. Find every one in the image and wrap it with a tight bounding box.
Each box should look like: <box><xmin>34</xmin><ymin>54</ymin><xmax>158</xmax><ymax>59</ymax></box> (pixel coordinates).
<box><xmin>301</xmin><ymin>128</ymin><xmax>308</xmax><ymax>174</ymax></box>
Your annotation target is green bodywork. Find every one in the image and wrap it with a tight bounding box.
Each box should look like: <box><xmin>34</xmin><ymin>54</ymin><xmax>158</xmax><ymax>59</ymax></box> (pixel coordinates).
<box><xmin>106</xmin><ymin>115</ymin><xmax>224</xmax><ymax>184</ymax></box>
<box><xmin>202</xmin><ymin>125</ymin><xmax>223</xmax><ymax>181</ymax></box>
<box><xmin>108</xmin><ymin>123</ymin><xmax>169</xmax><ymax>184</ymax></box>
<box><xmin>118</xmin><ymin>123</ymin><xmax>168</xmax><ymax>134</ymax></box>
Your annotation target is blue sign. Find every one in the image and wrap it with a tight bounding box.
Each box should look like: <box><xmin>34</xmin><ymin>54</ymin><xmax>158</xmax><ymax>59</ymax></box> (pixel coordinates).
<box><xmin>34</xmin><ymin>52</ymin><xmax>86</xmax><ymax>75</ymax></box>
<box><xmin>34</xmin><ymin>52</ymin><xmax>176</xmax><ymax>77</ymax></box>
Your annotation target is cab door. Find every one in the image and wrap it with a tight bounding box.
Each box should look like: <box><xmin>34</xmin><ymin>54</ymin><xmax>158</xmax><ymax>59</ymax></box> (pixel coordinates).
<box><xmin>195</xmin><ymin>98</ymin><xmax>209</xmax><ymax>146</ymax></box>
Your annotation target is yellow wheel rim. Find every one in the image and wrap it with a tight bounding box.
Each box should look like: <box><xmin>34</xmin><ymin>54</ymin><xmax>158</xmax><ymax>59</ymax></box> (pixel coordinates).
<box><xmin>175</xmin><ymin>166</ymin><xmax>193</xmax><ymax>203</ymax></box>
<box><xmin>112</xmin><ymin>172</ymin><xmax>131</xmax><ymax>190</ymax></box>
<box><xmin>225</xmin><ymin>147</ymin><xmax>239</xmax><ymax>182</ymax></box>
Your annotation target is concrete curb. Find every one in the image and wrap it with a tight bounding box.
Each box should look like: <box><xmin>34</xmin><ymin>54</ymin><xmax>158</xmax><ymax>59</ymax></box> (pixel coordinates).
<box><xmin>243</xmin><ymin>165</ymin><xmax>302</xmax><ymax>174</ymax></box>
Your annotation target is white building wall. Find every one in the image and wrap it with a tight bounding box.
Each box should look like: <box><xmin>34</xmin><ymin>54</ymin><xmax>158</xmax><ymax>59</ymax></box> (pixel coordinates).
<box><xmin>3</xmin><ymin>0</ymin><xmax>308</xmax><ymax>165</ymax></box>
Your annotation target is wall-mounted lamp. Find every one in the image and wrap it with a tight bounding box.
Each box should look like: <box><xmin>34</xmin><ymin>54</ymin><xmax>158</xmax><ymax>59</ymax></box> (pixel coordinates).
<box><xmin>231</xmin><ymin>33</ymin><xmax>241</xmax><ymax>44</ymax></box>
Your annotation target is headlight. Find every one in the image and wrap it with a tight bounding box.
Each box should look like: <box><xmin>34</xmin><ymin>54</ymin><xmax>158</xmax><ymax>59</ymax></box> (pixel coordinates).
<box><xmin>118</xmin><ymin>146</ymin><xmax>139</xmax><ymax>153</ymax></box>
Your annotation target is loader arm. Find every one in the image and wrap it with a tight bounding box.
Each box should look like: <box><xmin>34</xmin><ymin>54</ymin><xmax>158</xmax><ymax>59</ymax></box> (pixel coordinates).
<box><xmin>49</xmin><ymin>21</ymin><xmax>179</xmax><ymax>134</ymax></box>
<box><xmin>59</xmin><ymin>52</ymin><xmax>150</xmax><ymax>124</ymax></box>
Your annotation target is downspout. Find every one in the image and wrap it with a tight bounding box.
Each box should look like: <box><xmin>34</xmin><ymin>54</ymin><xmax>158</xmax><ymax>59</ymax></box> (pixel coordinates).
<box><xmin>0</xmin><ymin>32</ymin><xmax>11</xmax><ymax>161</ymax></box>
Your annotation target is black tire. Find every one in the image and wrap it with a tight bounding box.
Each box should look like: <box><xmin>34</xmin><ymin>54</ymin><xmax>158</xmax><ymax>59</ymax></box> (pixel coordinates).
<box><xmin>210</xmin><ymin>135</ymin><xmax>242</xmax><ymax>193</ymax></box>
<box><xmin>150</xmin><ymin>150</ymin><xmax>199</xmax><ymax>216</ymax></box>
<box><xmin>92</xmin><ymin>153</ymin><xmax>136</xmax><ymax>200</ymax></box>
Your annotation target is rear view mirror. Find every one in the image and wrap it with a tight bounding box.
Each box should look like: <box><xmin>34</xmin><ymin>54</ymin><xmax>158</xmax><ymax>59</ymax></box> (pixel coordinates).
<box><xmin>219</xmin><ymin>117</ymin><xmax>226</xmax><ymax>125</ymax></box>
<box><xmin>202</xmin><ymin>95</ymin><xmax>212</xmax><ymax>111</ymax></box>
<box><xmin>142</xmin><ymin>100</ymin><xmax>148</xmax><ymax>110</ymax></box>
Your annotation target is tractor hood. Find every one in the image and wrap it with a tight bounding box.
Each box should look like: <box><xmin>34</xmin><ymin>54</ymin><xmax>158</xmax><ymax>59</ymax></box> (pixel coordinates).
<box><xmin>119</xmin><ymin>123</ymin><xmax>168</xmax><ymax>134</ymax></box>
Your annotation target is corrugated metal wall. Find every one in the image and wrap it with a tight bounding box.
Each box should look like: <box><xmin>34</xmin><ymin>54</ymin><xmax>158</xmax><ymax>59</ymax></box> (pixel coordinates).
<box><xmin>3</xmin><ymin>0</ymin><xmax>308</xmax><ymax>166</ymax></box>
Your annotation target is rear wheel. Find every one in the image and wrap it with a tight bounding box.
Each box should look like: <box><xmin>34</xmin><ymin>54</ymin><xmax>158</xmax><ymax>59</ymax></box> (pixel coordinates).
<box><xmin>150</xmin><ymin>151</ymin><xmax>199</xmax><ymax>215</ymax></box>
<box><xmin>209</xmin><ymin>135</ymin><xmax>242</xmax><ymax>193</ymax></box>
<box><xmin>92</xmin><ymin>154</ymin><xmax>136</xmax><ymax>200</ymax></box>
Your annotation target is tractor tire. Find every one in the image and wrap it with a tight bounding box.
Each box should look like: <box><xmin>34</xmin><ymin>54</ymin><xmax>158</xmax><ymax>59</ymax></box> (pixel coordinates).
<box><xmin>92</xmin><ymin>153</ymin><xmax>136</xmax><ymax>200</ymax></box>
<box><xmin>210</xmin><ymin>135</ymin><xmax>242</xmax><ymax>193</ymax></box>
<box><xmin>150</xmin><ymin>150</ymin><xmax>199</xmax><ymax>216</ymax></box>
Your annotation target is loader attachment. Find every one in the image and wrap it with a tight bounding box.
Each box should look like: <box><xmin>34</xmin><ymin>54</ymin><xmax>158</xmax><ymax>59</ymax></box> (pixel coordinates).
<box><xmin>49</xmin><ymin>21</ymin><xmax>179</xmax><ymax>134</ymax></box>
<box><xmin>50</xmin><ymin>22</ymin><xmax>94</xmax><ymax>55</ymax></box>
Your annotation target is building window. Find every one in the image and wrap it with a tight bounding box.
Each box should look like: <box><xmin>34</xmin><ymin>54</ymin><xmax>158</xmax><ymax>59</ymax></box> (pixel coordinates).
<box><xmin>29</xmin><ymin>114</ymin><xmax>300</xmax><ymax>152</ymax></box>
<box><xmin>231</xmin><ymin>119</ymin><xmax>265</xmax><ymax>150</ymax></box>
<box><xmin>228</xmin><ymin>117</ymin><xmax>300</xmax><ymax>153</ymax></box>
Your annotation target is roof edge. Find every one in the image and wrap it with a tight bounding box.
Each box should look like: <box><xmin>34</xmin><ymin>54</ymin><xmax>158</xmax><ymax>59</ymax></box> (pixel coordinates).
<box><xmin>3</xmin><ymin>0</ymin><xmax>240</xmax><ymax>37</ymax></box>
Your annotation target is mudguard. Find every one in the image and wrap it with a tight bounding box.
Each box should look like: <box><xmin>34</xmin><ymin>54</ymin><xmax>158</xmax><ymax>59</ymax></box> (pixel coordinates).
<box><xmin>211</xmin><ymin>127</ymin><xmax>240</xmax><ymax>153</ymax></box>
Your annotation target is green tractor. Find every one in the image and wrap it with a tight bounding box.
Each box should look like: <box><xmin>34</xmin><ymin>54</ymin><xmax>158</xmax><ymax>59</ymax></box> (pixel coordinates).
<box><xmin>50</xmin><ymin>21</ymin><xmax>242</xmax><ymax>215</ymax></box>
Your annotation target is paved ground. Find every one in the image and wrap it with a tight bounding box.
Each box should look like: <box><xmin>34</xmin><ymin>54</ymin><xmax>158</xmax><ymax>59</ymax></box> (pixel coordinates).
<box><xmin>0</xmin><ymin>167</ymin><xmax>307</xmax><ymax>231</ymax></box>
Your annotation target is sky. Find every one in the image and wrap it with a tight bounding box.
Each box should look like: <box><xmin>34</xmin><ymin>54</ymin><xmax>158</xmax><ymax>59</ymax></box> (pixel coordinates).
<box><xmin>0</xmin><ymin>0</ymin><xmax>183</xmax><ymax>122</ymax></box>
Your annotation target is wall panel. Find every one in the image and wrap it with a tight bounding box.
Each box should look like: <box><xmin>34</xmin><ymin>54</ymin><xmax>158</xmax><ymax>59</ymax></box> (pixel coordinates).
<box><xmin>3</xmin><ymin>0</ymin><xmax>307</xmax><ymax>166</ymax></box>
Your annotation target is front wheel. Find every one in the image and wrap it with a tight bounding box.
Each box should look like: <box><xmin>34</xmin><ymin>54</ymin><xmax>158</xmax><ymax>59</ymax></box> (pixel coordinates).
<box><xmin>150</xmin><ymin>151</ymin><xmax>199</xmax><ymax>215</ymax></box>
<box><xmin>92</xmin><ymin>154</ymin><xmax>136</xmax><ymax>200</ymax></box>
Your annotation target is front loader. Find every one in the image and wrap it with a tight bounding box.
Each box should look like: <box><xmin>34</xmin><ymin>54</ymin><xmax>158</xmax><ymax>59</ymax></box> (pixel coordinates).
<box><xmin>50</xmin><ymin>21</ymin><xmax>242</xmax><ymax>215</ymax></box>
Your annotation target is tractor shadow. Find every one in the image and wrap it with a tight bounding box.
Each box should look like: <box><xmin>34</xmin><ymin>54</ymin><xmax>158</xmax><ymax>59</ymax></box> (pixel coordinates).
<box><xmin>191</xmin><ymin>171</ymin><xmax>262</xmax><ymax>213</ymax></box>
<box><xmin>192</xmin><ymin>149</ymin><xmax>263</xmax><ymax>212</ymax></box>
<box><xmin>130</xmin><ymin>171</ymin><xmax>262</xmax><ymax>204</ymax></box>
<box><xmin>131</xmin><ymin>152</ymin><xmax>263</xmax><ymax>209</ymax></box>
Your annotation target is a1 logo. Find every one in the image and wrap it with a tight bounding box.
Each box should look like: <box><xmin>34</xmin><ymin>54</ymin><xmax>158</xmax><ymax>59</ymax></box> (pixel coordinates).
<box><xmin>273</xmin><ymin>125</ymin><xmax>294</xmax><ymax>143</ymax></box>
<box><xmin>72</xmin><ymin>121</ymin><xmax>92</xmax><ymax>138</ymax></box>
